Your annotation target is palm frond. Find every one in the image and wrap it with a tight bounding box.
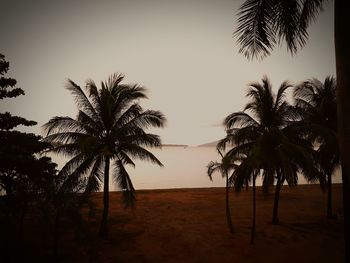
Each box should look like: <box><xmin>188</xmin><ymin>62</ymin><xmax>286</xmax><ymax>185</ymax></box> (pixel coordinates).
<box><xmin>48</xmin><ymin>143</ymin><xmax>81</xmax><ymax>157</ymax></box>
<box><xmin>207</xmin><ymin>161</ymin><xmax>223</xmax><ymax>181</ymax></box>
<box><xmin>58</xmin><ymin>153</ymin><xmax>87</xmax><ymax>178</ymax></box>
<box><xmin>84</xmin><ymin>156</ymin><xmax>103</xmax><ymax>194</ymax></box>
<box><xmin>76</xmin><ymin>110</ymin><xmax>102</xmax><ymax>135</ymax></box>
<box><xmin>273</xmin><ymin>0</ymin><xmax>308</xmax><ymax>54</ymax></box>
<box><xmin>107</xmin><ymin>73</ymin><xmax>125</xmax><ymax>90</ymax></box>
<box><xmin>275</xmin><ymin>81</ymin><xmax>292</xmax><ymax>109</ymax></box>
<box><xmin>225</xmin><ymin>141</ymin><xmax>254</xmax><ymax>160</ymax></box>
<box><xmin>65</xmin><ymin>79</ymin><xmax>100</xmax><ymax>124</ymax></box>
<box><xmin>59</xmin><ymin>155</ymin><xmax>96</xmax><ymax>194</ymax></box>
<box><xmin>299</xmin><ymin>0</ymin><xmax>325</xmax><ymax>33</ymax></box>
<box><xmin>235</xmin><ymin>0</ymin><xmax>326</xmax><ymax>59</ymax></box>
<box><xmin>232</xmin><ymin>157</ymin><xmax>256</xmax><ymax>191</ymax></box>
<box><xmin>234</xmin><ymin>0</ymin><xmax>276</xmax><ymax>60</ymax></box>
<box><xmin>217</xmin><ymin>134</ymin><xmax>236</xmax><ymax>151</ymax></box>
<box><xmin>120</xmin><ymin>144</ymin><xmax>163</xmax><ymax>167</ymax></box>
<box><xmin>42</xmin><ymin>116</ymin><xmax>86</xmax><ymax>135</ymax></box>
<box><xmin>116</xmin><ymin>151</ymin><xmax>136</xmax><ymax>167</ymax></box>
<box><xmin>233</xmin><ymin>126</ymin><xmax>261</xmax><ymax>146</ymax></box>
<box><xmin>224</xmin><ymin>111</ymin><xmax>259</xmax><ymax>129</ymax></box>
<box><xmin>120</xmin><ymin>110</ymin><xmax>166</xmax><ymax>131</ymax></box>
<box><xmin>122</xmin><ymin>133</ymin><xmax>162</xmax><ymax>148</ymax></box>
<box><xmin>85</xmin><ymin>78</ymin><xmax>99</xmax><ymax>103</ymax></box>
<box><xmin>43</xmin><ymin>132</ymin><xmax>91</xmax><ymax>145</ymax></box>
<box><xmin>110</xmin><ymin>84</ymin><xmax>148</xmax><ymax>122</ymax></box>
<box><xmin>113</xmin><ymin>159</ymin><xmax>136</xmax><ymax>207</ymax></box>
<box><xmin>114</xmin><ymin>103</ymin><xmax>143</xmax><ymax>128</ymax></box>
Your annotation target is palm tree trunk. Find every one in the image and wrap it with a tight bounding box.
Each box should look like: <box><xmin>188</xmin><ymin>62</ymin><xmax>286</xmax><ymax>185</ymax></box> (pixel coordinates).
<box><xmin>3</xmin><ymin>197</ymin><xmax>10</xmax><ymax>262</ymax></box>
<box><xmin>250</xmin><ymin>174</ymin><xmax>256</xmax><ymax>245</ymax></box>
<box><xmin>272</xmin><ymin>172</ymin><xmax>283</xmax><ymax>225</ymax></box>
<box><xmin>99</xmin><ymin>156</ymin><xmax>110</xmax><ymax>237</ymax></box>
<box><xmin>18</xmin><ymin>206</ymin><xmax>26</xmax><ymax>254</ymax></box>
<box><xmin>53</xmin><ymin>213</ymin><xmax>60</xmax><ymax>258</ymax></box>
<box><xmin>225</xmin><ymin>173</ymin><xmax>234</xmax><ymax>234</ymax></box>
<box><xmin>19</xmin><ymin>209</ymin><xmax>25</xmax><ymax>238</ymax></box>
<box><xmin>335</xmin><ymin>0</ymin><xmax>350</xmax><ymax>260</ymax></box>
<box><xmin>327</xmin><ymin>173</ymin><xmax>333</xmax><ymax>219</ymax></box>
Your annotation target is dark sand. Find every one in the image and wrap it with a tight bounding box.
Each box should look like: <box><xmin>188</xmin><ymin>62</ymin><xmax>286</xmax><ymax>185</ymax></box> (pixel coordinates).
<box><xmin>75</xmin><ymin>184</ymin><xmax>344</xmax><ymax>263</ymax></box>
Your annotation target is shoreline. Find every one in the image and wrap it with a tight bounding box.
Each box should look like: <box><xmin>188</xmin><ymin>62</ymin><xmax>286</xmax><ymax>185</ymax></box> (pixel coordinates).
<box><xmin>106</xmin><ymin>182</ymin><xmax>343</xmax><ymax>193</ymax></box>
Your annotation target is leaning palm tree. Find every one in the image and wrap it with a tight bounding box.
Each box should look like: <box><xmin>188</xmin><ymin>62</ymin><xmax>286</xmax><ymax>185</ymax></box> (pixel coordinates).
<box><xmin>294</xmin><ymin>76</ymin><xmax>339</xmax><ymax>218</ymax></box>
<box><xmin>234</xmin><ymin>1</ymin><xmax>349</xmax><ymax>258</ymax></box>
<box><xmin>207</xmin><ymin>149</ymin><xmax>237</xmax><ymax>234</ymax></box>
<box><xmin>220</xmin><ymin>76</ymin><xmax>318</xmax><ymax>225</ymax></box>
<box><xmin>43</xmin><ymin>73</ymin><xmax>166</xmax><ymax>237</ymax></box>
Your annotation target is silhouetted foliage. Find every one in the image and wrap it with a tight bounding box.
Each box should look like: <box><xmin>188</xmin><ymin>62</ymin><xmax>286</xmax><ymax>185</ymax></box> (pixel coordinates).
<box><xmin>43</xmin><ymin>73</ymin><xmax>166</xmax><ymax>237</ymax></box>
<box><xmin>218</xmin><ymin>76</ymin><xmax>321</xmax><ymax>240</ymax></box>
<box><xmin>32</xmin><ymin>161</ymin><xmax>97</xmax><ymax>259</ymax></box>
<box><xmin>0</xmin><ymin>54</ymin><xmax>25</xmax><ymax>99</ymax></box>
<box><xmin>0</xmin><ymin>53</ymin><xmax>59</xmax><ymax>262</ymax></box>
<box><xmin>0</xmin><ymin>112</ymin><xmax>36</xmax><ymax>130</ymax></box>
<box><xmin>234</xmin><ymin>1</ymin><xmax>350</xmax><ymax>260</ymax></box>
<box><xmin>234</xmin><ymin>0</ymin><xmax>325</xmax><ymax>60</ymax></box>
<box><xmin>295</xmin><ymin>76</ymin><xmax>339</xmax><ymax>218</ymax></box>
<box><xmin>207</xmin><ymin>150</ymin><xmax>237</xmax><ymax>234</ymax></box>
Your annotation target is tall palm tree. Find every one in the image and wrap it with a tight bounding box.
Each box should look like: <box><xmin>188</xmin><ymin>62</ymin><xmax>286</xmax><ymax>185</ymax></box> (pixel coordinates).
<box><xmin>294</xmin><ymin>76</ymin><xmax>339</xmax><ymax>218</ymax></box>
<box><xmin>234</xmin><ymin>1</ymin><xmax>349</xmax><ymax>259</ymax></box>
<box><xmin>220</xmin><ymin>76</ymin><xmax>318</xmax><ymax>225</ymax></box>
<box><xmin>207</xmin><ymin>149</ymin><xmax>237</xmax><ymax>234</ymax></box>
<box><xmin>43</xmin><ymin>73</ymin><xmax>166</xmax><ymax>237</ymax></box>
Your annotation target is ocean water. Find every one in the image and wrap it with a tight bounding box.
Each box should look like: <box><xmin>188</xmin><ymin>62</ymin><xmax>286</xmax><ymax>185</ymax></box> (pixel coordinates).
<box><xmin>109</xmin><ymin>146</ymin><xmax>342</xmax><ymax>191</ymax></box>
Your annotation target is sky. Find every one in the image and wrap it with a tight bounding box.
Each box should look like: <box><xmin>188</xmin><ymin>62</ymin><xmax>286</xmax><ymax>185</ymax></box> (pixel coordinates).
<box><xmin>0</xmin><ymin>0</ymin><xmax>335</xmax><ymax>146</ymax></box>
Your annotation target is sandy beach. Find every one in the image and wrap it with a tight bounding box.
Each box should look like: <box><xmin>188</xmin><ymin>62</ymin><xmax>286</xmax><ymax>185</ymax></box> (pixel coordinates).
<box><xmin>63</xmin><ymin>184</ymin><xmax>345</xmax><ymax>263</ymax></box>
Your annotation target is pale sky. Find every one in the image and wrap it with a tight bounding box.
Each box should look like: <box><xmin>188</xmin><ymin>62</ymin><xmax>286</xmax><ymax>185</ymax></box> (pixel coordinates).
<box><xmin>0</xmin><ymin>0</ymin><xmax>335</xmax><ymax>146</ymax></box>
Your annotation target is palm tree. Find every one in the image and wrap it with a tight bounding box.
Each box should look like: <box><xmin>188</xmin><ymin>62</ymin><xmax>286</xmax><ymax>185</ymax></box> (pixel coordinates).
<box><xmin>234</xmin><ymin>1</ymin><xmax>349</xmax><ymax>258</ymax></box>
<box><xmin>33</xmin><ymin>158</ymin><xmax>84</xmax><ymax>257</ymax></box>
<box><xmin>43</xmin><ymin>73</ymin><xmax>166</xmax><ymax>237</ymax></box>
<box><xmin>220</xmin><ymin>76</ymin><xmax>318</xmax><ymax>225</ymax></box>
<box><xmin>207</xmin><ymin>149</ymin><xmax>236</xmax><ymax>234</ymax></box>
<box><xmin>217</xmin><ymin>129</ymin><xmax>258</xmax><ymax>243</ymax></box>
<box><xmin>294</xmin><ymin>76</ymin><xmax>339</xmax><ymax>218</ymax></box>
<box><xmin>231</xmin><ymin>152</ymin><xmax>259</xmax><ymax>244</ymax></box>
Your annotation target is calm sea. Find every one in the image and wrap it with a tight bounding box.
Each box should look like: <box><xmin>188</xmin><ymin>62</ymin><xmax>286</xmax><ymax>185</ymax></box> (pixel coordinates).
<box><xmin>108</xmin><ymin>146</ymin><xmax>342</xmax><ymax>191</ymax></box>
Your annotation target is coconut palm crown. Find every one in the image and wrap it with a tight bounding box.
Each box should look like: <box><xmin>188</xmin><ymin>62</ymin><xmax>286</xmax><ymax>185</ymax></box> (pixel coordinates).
<box><xmin>43</xmin><ymin>73</ymin><xmax>166</xmax><ymax>236</ymax></box>
<box><xmin>219</xmin><ymin>76</ymin><xmax>319</xmax><ymax>224</ymax></box>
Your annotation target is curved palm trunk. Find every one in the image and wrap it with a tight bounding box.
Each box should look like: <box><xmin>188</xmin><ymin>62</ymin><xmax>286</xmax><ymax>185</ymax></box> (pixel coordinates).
<box><xmin>225</xmin><ymin>173</ymin><xmax>234</xmax><ymax>234</ymax></box>
<box><xmin>335</xmin><ymin>0</ymin><xmax>350</xmax><ymax>260</ymax></box>
<box><xmin>272</xmin><ymin>172</ymin><xmax>283</xmax><ymax>225</ymax></box>
<box><xmin>99</xmin><ymin>157</ymin><xmax>110</xmax><ymax>237</ymax></box>
<box><xmin>250</xmin><ymin>174</ymin><xmax>256</xmax><ymax>245</ymax></box>
<box><xmin>327</xmin><ymin>173</ymin><xmax>333</xmax><ymax>219</ymax></box>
